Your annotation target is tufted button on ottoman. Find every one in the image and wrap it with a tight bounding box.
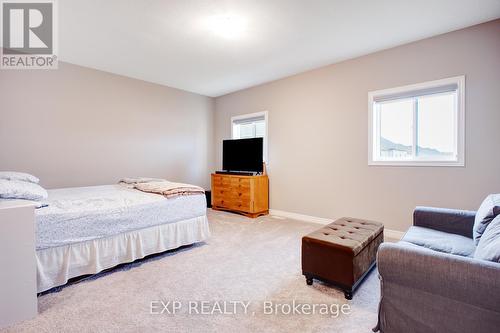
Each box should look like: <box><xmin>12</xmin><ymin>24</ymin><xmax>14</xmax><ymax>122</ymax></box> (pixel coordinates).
<box><xmin>301</xmin><ymin>217</ymin><xmax>384</xmax><ymax>299</ymax></box>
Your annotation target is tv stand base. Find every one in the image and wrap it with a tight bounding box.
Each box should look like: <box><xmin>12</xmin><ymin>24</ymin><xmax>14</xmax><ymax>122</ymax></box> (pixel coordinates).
<box><xmin>212</xmin><ymin>206</ymin><xmax>269</xmax><ymax>218</ymax></box>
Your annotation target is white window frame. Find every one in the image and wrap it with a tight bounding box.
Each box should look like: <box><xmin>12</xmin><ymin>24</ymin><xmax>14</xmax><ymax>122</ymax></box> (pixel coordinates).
<box><xmin>231</xmin><ymin>111</ymin><xmax>269</xmax><ymax>164</ymax></box>
<box><xmin>368</xmin><ymin>76</ymin><xmax>465</xmax><ymax>167</ymax></box>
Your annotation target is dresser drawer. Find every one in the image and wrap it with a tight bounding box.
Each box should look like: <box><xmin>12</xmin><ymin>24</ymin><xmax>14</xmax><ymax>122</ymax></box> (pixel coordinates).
<box><xmin>212</xmin><ymin>175</ymin><xmax>231</xmax><ymax>186</ymax></box>
<box><xmin>212</xmin><ymin>188</ymin><xmax>250</xmax><ymax>200</ymax></box>
<box><xmin>212</xmin><ymin>177</ymin><xmax>250</xmax><ymax>191</ymax></box>
<box><xmin>214</xmin><ymin>198</ymin><xmax>251</xmax><ymax>211</ymax></box>
<box><xmin>213</xmin><ymin>196</ymin><xmax>250</xmax><ymax>207</ymax></box>
<box><xmin>231</xmin><ymin>177</ymin><xmax>251</xmax><ymax>187</ymax></box>
<box><xmin>212</xmin><ymin>185</ymin><xmax>230</xmax><ymax>194</ymax></box>
<box><xmin>230</xmin><ymin>188</ymin><xmax>250</xmax><ymax>200</ymax></box>
<box><xmin>227</xmin><ymin>199</ymin><xmax>251</xmax><ymax>211</ymax></box>
<box><xmin>212</xmin><ymin>198</ymin><xmax>228</xmax><ymax>208</ymax></box>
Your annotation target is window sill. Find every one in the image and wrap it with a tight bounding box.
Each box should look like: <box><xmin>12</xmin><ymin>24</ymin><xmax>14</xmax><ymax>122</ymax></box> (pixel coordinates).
<box><xmin>368</xmin><ymin>160</ymin><xmax>464</xmax><ymax>167</ymax></box>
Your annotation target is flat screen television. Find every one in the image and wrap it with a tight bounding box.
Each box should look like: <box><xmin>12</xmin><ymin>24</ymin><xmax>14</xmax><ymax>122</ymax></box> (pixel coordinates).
<box><xmin>222</xmin><ymin>138</ymin><xmax>263</xmax><ymax>173</ymax></box>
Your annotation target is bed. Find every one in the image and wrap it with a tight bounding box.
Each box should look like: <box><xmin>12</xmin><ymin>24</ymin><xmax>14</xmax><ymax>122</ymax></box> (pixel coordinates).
<box><xmin>35</xmin><ymin>184</ymin><xmax>210</xmax><ymax>292</ymax></box>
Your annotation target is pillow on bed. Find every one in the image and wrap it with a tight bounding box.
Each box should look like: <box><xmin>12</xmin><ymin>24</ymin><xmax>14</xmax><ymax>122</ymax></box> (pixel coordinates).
<box><xmin>0</xmin><ymin>171</ymin><xmax>39</xmax><ymax>184</ymax></box>
<box><xmin>0</xmin><ymin>179</ymin><xmax>48</xmax><ymax>201</ymax></box>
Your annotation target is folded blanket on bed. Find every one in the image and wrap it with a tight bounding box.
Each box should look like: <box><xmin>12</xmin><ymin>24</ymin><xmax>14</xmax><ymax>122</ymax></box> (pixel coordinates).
<box><xmin>133</xmin><ymin>181</ymin><xmax>205</xmax><ymax>199</ymax></box>
<box><xmin>118</xmin><ymin>177</ymin><xmax>166</xmax><ymax>185</ymax></box>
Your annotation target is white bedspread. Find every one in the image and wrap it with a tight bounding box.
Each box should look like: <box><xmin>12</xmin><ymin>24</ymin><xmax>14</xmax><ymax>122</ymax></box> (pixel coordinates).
<box><xmin>35</xmin><ymin>185</ymin><xmax>206</xmax><ymax>250</ymax></box>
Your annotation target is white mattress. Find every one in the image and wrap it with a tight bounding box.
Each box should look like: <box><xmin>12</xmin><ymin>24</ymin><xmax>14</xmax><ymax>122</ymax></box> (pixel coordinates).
<box><xmin>35</xmin><ymin>185</ymin><xmax>206</xmax><ymax>250</ymax></box>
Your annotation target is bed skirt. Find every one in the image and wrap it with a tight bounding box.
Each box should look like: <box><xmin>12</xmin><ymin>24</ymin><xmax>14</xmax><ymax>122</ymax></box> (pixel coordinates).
<box><xmin>36</xmin><ymin>215</ymin><xmax>210</xmax><ymax>293</ymax></box>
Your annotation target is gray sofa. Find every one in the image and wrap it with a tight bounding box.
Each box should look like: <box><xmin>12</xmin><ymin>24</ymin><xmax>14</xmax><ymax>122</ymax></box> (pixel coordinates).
<box><xmin>374</xmin><ymin>205</ymin><xmax>500</xmax><ymax>333</ymax></box>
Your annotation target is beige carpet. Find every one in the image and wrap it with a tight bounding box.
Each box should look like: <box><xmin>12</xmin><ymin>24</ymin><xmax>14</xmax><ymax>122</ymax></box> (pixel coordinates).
<box><xmin>3</xmin><ymin>209</ymin><xmax>381</xmax><ymax>333</ymax></box>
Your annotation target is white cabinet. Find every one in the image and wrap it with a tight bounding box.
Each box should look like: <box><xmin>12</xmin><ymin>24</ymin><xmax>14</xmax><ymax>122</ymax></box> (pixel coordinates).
<box><xmin>0</xmin><ymin>200</ymin><xmax>37</xmax><ymax>329</ymax></box>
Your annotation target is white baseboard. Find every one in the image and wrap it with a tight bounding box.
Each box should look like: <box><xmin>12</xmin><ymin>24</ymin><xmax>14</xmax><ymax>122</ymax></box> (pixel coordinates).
<box><xmin>269</xmin><ymin>209</ymin><xmax>334</xmax><ymax>225</ymax></box>
<box><xmin>269</xmin><ymin>209</ymin><xmax>405</xmax><ymax>241</ymax></box>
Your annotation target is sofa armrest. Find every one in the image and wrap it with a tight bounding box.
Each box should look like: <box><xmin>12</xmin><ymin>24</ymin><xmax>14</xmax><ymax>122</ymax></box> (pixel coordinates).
<box><xmin>377</xmin><ymin>242</ymin><xmax>500</xmax><ymax>311</ymax></box>
<box><xmin>413</xmin><ymin>206</ymin><xmax>476</xmax><ymax>238</ymax></box>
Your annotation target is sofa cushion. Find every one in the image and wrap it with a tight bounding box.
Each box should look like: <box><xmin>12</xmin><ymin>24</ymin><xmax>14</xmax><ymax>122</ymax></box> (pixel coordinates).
<box><xmin>401</xmin><ymin>226</ymin><xmax>476</xmax><ymax>257</ymax></box>
<box><xmin>474</xmin><ymin>215</ymin><xmax>500</xmax><ymax>263</ymax></box>
<box><xmin>473</xmin><ymin>194</ymin><xmax>500</xmax><ymax>245</ymax></box>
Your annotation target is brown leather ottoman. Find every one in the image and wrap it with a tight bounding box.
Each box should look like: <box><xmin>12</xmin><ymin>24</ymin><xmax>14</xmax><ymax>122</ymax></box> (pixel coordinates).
<box><xmin>302</xmin><ymin>217</ymin><xmax>384</xmax><ymax>299</ymax></box>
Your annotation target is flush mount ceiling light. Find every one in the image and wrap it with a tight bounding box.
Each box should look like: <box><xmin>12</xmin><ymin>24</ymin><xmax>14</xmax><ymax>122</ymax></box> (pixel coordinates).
<box><xmin>202</xmin><ymin>14</ymin><xmax>248</xmax><ymax>39</ymax></box>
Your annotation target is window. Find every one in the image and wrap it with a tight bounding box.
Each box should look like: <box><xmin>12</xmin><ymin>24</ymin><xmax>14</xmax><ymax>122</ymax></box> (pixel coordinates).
<box><xmin>231</xmin><ymin>111</ymin><xmax>268</xmax><ymax>163</ymax></box>
<box><xmin>368</xmin><ymin>76</ymin><xmax>465</xmax><ymax>166</ymax></box>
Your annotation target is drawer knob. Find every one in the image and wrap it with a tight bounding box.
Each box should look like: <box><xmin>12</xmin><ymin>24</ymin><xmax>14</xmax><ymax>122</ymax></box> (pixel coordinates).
<box><xmin>238</xmin><ymin>193</ymin><xmax>242</xmax><ymax>196</ymax></box>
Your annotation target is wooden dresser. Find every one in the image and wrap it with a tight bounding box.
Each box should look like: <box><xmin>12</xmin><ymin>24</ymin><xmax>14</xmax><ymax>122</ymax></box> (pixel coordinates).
<box><xmin>211</xmin><ymin>173</ymin><xmax>269</xmax><ymax>218</ymax></box>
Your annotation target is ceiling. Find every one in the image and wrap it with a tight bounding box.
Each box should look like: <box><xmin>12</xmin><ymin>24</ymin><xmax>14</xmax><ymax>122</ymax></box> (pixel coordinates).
<box><xmin>56</xmin><ymin>0</ymin><xmax>500</xmax><ymax>97</ymax></box>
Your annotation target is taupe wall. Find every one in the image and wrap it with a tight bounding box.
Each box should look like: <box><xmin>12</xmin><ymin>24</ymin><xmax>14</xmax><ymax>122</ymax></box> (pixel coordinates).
<box><xmin>0</xmin><ymin>62</ymin><xmax>214</xmax><ymax>189</ymax></box>
<box><xmin>214</xmin><ymin>20</ymin><xmax>500</xmax><ymax>231</ymax></box>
